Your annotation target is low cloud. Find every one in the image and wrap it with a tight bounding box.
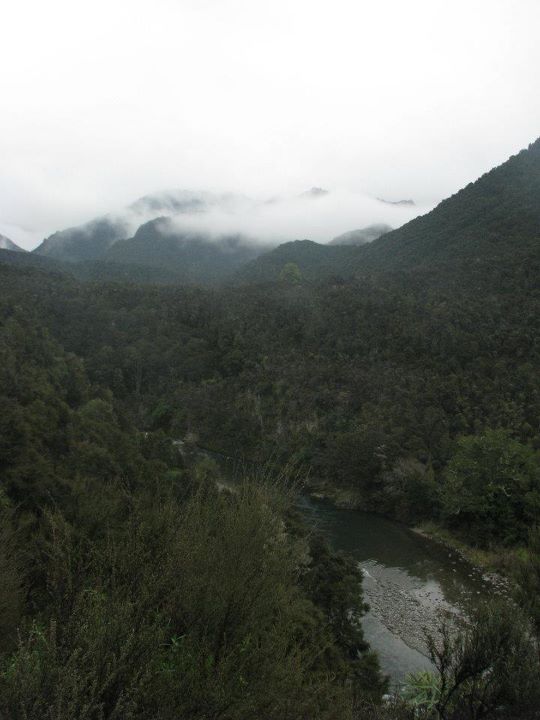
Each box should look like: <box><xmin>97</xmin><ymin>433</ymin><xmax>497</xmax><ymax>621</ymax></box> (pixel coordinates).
<box><xmin>160</xmin><ymin>190</ymin><xmax>433</xmax><ymax>245</ymax></box>
<box><xmin>0</xmin><ymin>187</ymin><xmax>433</xmax><ymax>251</ymax></box>
<box><xmin>1</xmin><ymin>1</ymin><xmax>538</xmax><ymax>250</ymax></box>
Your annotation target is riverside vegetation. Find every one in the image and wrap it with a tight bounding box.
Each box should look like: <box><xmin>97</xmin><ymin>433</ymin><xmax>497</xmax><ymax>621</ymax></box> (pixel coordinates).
<box><xmin>1</xmin><ymin>139</ymin><xmax>540</xmax><ymax>717</ymax></box>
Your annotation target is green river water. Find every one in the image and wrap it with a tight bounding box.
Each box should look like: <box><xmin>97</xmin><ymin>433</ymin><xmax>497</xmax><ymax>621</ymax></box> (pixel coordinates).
<box><xmin>298</xmin><ymin>495</ymin><xmax>496</xmax><ymax>685</ymax></box>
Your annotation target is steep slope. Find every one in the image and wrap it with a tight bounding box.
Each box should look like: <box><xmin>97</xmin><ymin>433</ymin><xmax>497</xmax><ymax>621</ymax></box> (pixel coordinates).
<box><xmin>362</xmin><ymin>138</ymin><xmax>540</xmax><ymax>276</ymax></box>
<box><xmin>243</xmin><ymin>138</ymin><xmax>540</xmax><ymax>286</ymax></box>
<box><xmin>34</xmin><ymin>217</ymin><xmax>129</xmax><ymax>262</ymax></box>
<box><xmin>0</xmin><ymin>235</ymin><xmax>25</xmax><ymax>252</ymax></box>
<box><xmin>31</xmin><ymin>138</ymin><xmax>540</xmax><ymax>285</ymax></box>
<box><xmin>32</xmin><ymin>190</ymin><xmax>254</xmax><ymax>267</ymax></box>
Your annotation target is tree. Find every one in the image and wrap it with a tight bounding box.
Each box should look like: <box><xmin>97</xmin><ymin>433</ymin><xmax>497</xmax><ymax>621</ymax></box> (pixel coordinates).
<box><xmin>441</xmin><ymin>429</ymin><xmax>540</xmax><ymax>545</ymax></box>
<box><xmin>426</xmin><ymin>601</ymin><xmax>540</xmax><ymax>720</ymax></box>
<box><xmin>279</xmin><ymin>262</ymin><xmax>302</xmax><ymax>283</ymax></box>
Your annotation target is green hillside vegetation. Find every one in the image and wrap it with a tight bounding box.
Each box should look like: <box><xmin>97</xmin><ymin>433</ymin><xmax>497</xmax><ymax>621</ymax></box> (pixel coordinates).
<box><xmin>361</xmin><ymin>138</ymin><xmax>540</xmax><ymax>275</ymax></box>
<box><xmin>240</xmin><ymin>138</ymin><xmax>540</xmax><ymax>287</ymax></box>
<box><xmin>35</xmin><ymin>217</ymin><xmax>129</xmax><ymax>262</ymax></box>
<box><xmin>24</xmin><ymin>138</ymin><xmax>540</xmax><ymax>289</ymax></box>
<box><xmin>0</xmin><ymin>247</ymin><xmax>69</xmax><ymax>274</ymax></box>
<box><xmin>329</xmin><ymin>224</ymin><xmax>392</xmax><ymax>246</ymax></box>
<box><xmin>236</xmin><ymin>239</ymin><xmax>358</xmax><ymax>283</ymax></box>
<box><xmin>1</xmin><ymin>138</ymin><xmax>540</xmax><ymax>718</ymax></box>
<box><xmin>0</xmin><ymin>303</ymin><xmax>385</xmax><ymax>718</ymax></box>
<box><xmin>105</xmin><ymin>217</ymin><xmax>268</xmax><ymax>283</ymax></box>
<box><xmin>1</xmin><ymin>242</ymin><xmax>539</xmax><ymax>542</ymax></box>
<box><xmin>1</xmin><ymin>249</ymin><xmax>540</xmax><ymax>718</ymax></box>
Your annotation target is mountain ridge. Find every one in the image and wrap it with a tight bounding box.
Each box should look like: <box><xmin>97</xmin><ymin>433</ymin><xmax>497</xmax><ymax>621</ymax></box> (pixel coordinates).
<box><xmin>0</xmin><ymin>234</ymin><xmax>25</xmax><ymax>252</ymax></box>
<box><xmin>239</xmin><ymin>138</ymin><xmax>540</xmax><ymax>285</ymax></box>
<box><xmin>361</xmin><ymin>138</ymin><xmax>540</xmax><ymax>275</ymax></box>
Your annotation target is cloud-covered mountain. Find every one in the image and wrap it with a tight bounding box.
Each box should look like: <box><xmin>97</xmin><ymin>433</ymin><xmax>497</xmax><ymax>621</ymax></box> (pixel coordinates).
<box><xmin>34</xmin><ymin>217</ymin><xmax>130</xmax><ymax>262</ymax></box>
<box><xmin>377</xmin><ymin>198</ymin><xmax>416</xmax><ymax>207</ymax></box>
<box><xmin>238</xmin><ymin>138</ymin><xmax>540</xmax><ymax>285</ymax></box>
<box><xmin>28</xmin><ymin>186</ymin><xmax>423</xmax><ymax>283</ymax></box>
<box><xmin>104</xmin><ymin>216</ymin><xmax>270</xmax><ymax>283</ymax></box>
<box><xmin>0</xmin><ymin>234</ymin><xmax>25</xmax><ymax>252</ymax></box>
<box><xmin>3</xmin><ymin>138</ymin><xmax>539</xmax><ymax>290</ymax></box>
<box><xmin>32</xmin><ymin>191</ymin><xmax>260</xmax><ymax>265</ymax></box>
<box><xmin>329</xmin><ymin>224</ymin><xmax>392</xmax><ymax>246</ymax></box>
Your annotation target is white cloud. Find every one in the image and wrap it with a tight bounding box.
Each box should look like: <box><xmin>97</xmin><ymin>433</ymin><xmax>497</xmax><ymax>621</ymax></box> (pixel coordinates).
<box><xmin>1</xmin><ymin>0</ymin><xmax>539</xmax><ymax>248</ymax></box>
<box><xmin>162</xmin><ymin>191</ymin><xmax>430</xmax><ymax>244</ymax></box>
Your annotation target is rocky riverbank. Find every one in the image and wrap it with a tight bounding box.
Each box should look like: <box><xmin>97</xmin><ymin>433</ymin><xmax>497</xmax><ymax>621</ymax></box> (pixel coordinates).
<box><xmin>412</xmin><ymin>524</ymin><xmax>513</xmax><ymax>598</ymax></box>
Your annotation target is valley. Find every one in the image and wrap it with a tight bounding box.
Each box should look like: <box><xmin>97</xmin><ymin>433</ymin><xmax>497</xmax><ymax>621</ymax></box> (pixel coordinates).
<box><xmin>1</xmin><ymin>137</ymin><xmax>540</xmax><ymax>718</ymax></box>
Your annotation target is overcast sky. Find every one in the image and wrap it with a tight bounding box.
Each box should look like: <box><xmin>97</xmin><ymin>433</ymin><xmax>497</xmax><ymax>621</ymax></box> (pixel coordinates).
<box><xmin>1</xmin><ymin>0</ymin><xmax>540</xmax><ymax>249</ymax></box>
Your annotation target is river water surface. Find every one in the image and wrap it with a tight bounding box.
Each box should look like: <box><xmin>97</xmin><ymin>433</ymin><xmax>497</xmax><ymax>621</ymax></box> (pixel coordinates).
<box><xmin>298</xmin><ymin>495</ymin><xmax>493</xmax><ymax>685</ymax></box>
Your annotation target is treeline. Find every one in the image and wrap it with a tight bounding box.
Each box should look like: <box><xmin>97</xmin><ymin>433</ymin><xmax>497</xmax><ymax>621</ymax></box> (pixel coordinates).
<box><xmin>2</xmin><ymin>263</ymin><xmax>538</xmax><ymax>542</ymax></box>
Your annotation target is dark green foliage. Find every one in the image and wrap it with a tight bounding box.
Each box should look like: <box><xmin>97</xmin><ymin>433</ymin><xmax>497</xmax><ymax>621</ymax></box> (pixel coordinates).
<box><xmin>240</xmin><ymin>138</ymin><xmax>540</xmax><ymax>289</ymax></box>
<box><xmin>237</xmin><ymin>239</ymin><xmax>357</xmax><ymax>283</ymax></box>
<box><xmin>303</xmin><ymin>535</ymin><xmax>387</xmax><ymax>700</ymax></box>
<box><xmin>1</xmin><ymin>248</ymin><xmax>539</xmax><ymax>536</ymax></box>
<box><xmin>427</xmin><ymin>601</ymin><xmax>540</xmax><ymax>719</ymax></box>
<box><xmin>279</xmin><ymin>261</ymin><xmax>303</xmax><ymax>283</ymax></box>
<box><xmin>514</xmin><ymin>526</ymin><xmax>540</xmax><ymax>636</ymax></box>
<box><xmin>0</xmin><ymin>247</ymin><xmax>70</xmax><ymax>274</ymax></box>
<box><xmin>1</xmin><ymin>137</ymin><xmax>540</xmax><ymax>716</ymax></box>
<box><xmin>0</xmin><ymin>303</ymin><xmax>384</xmax><ymax>717</ymax></box>
<box><xmin>362</xmin><ymin>138</ymin><xmax>540</xmax><ymax>278</ymax></box>
<box><xmin>0</xmin><ymin>480</ymin><xmax>383</xmax><ymax>719</ymax></box>
<box><xmin>0</xmin><ymin>506</ymin><xmax>23</xmax><ymax>653</ymax></box>
<box><xmin>441</xmin><ymin>430</ymin><xmax>540</xmax><ymax>545</ymax></box>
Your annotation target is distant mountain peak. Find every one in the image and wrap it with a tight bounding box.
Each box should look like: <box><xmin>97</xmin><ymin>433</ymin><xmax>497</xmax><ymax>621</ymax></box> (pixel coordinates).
<box><xmin>377</xmin><ymin>197</ymin><xmax>415</xmax><ymax>207</ymax></box>
<box><xmin>129</xmin><ymin>190</ymin><xmax>212</xmax><ymax>215</ymax></box>
<box><xmin>0</xmin><ymin>234</ymin><xmax>25</xmax><ymax>252</ymax></box>
<box><xmin>34</xmin><ymin>216</ymin><xmax>129</xmax><ymax>262</ymax></box>
<box><xmin>129</xmin><ymin>189</ymin><xmax>253</xmax><ymax>215</ymax></box>
<box><xmin>301</xmin><ymin>187</ymin><xmax>330</xmax><ymax>199</ymax></box>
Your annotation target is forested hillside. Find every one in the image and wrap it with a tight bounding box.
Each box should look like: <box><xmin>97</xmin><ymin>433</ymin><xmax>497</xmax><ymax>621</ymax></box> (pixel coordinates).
<box><xmin>240</xmin><ymin>138</ymin><xmax>540</xmax><ymax>285</ymax></box>
<box><xmin>1</xmin><ymin>138</ymin><xmax>540</xmax><ymax>718</ymax></box>
<box><xmin>0</xmin><ymin>297</ymin><xmax>386</xmax><ymax>719</ymax></box>
<box><xmin>361</xmin><ymin>138</ymin><xmax>540</xmax><ymax>275</ymax></box>
<box><xmin>236</xmin><ymin>239</ymin><xmax>357</xmax><ymax>283</ymax></box>
<box><xmin>105</xmin><ymin>217</ymin><xmax>267</xmax><ymax>282</ymax></box>
<box><xmin>1</xmin><ymin>241</ymin><xmax>539</xmax><ymax>540</ymax></box>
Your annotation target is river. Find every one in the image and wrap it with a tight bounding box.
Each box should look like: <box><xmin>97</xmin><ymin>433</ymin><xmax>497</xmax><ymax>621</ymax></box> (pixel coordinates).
<box><xmin>187</xmin><ymin>446</ymin><xmax>497</xmax><ymax>686</ymax></box>
<box><xmin>297</xmin><ymin>495</ymin><xmax>497</xmax><ymax>685</ymax></box>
